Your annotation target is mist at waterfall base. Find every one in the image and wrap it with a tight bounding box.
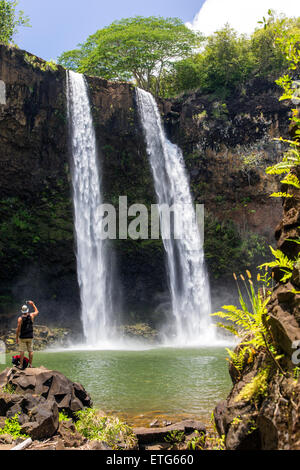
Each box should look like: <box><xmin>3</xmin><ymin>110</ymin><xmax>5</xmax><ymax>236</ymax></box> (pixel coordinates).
<box><xmin>66</xmin><ymin>72</ymin><xmax>232</xmax><ymax>351</ymax></box>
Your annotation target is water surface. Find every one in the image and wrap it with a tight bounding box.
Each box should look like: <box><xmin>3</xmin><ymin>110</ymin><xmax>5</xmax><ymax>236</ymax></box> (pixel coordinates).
<box><xmin>1</xmin><ymin>347</ymin><xmax>231</xmax><ymax>426</ymax></box>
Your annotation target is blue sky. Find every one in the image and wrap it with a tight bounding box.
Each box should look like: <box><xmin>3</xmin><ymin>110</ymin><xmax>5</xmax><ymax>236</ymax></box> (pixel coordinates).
<box><xmin>15</xmin><ymin>0</ymin><xmax>206</xmax><ymax>61</ymax></box>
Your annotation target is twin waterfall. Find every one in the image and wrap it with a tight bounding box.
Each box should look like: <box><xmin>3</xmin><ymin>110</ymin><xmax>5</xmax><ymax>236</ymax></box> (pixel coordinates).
<box><xmin>136</xmin><ymin>89</ymin><xmax>213</xmax><ymax>345</ymax></box>
<box><xmin>67</xmin><ymin>71</ymin><xmax>215</xmax><ymax>348</ymax></box>
<box><xmin>67</xmin><ymin>71</ymin><xmax>115</xmax><ymax>346</ymax></box>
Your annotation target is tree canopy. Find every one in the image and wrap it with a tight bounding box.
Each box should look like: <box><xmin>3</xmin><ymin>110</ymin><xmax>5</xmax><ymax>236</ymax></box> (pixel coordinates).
<box><xmin>58</xmin><ymin>16</ymin><xmax>203</xmax><ymax>96</ymax></box>
<box><xmin>164</xmin><ymin>14</ymin><xmax>299</xmax><ymax>98</ymax></box>
<box><xmin>0</xmin><ymin>0</ymin><xmax>30</xmax><ymax>45</ymax></box>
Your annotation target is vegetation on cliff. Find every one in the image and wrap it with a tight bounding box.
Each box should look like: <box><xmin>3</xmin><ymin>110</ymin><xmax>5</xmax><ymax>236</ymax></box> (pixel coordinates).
<box><xmin>212</xmin><ymin>14</ymin><xmax>300</xmax><ymax>450</ymax></box>
<box><xmin>58</xmin><ymin>12</ymin><xmax>299</xmax><ymax>99</ymax></box>
<box><xmin>164</xmin><ymin>13</ymin><xmax>300</xmax><ymax>98</ymax></box>
<box><xmin>58</xmin><ymin>16</ymin><xmax>202</xmax><ymax>97</ymax></box>
<box><xmin>0</xmin><ymin>0</ymin><xmax>30</xmax><ymax>45</ymax></box>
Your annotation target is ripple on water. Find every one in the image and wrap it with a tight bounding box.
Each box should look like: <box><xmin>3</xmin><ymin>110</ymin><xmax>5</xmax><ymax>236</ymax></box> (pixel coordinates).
<box><xmin>1</xmin><ymin>346</ymin><xmax>232</xmax><ymax>425</ymax></box>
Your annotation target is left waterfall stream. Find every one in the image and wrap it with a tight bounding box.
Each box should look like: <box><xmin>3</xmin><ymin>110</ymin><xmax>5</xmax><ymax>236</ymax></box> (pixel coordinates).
<box><xmin>66</xmin><ymin>70</ymin><xmax>117</xmax><ymax>348</ymax></box>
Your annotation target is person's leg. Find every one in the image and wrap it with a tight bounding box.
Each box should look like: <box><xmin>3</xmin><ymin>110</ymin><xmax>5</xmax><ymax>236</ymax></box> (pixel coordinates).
<box><xmin>19</xmin><ymin>344</ymin><xmax>24</xmax><ymax>369</ymax></box>
<box><xmin>28</xmin><ymin>351</ymin><xmax>33</xmax><ymax>367</ymax></box>
<box><xmin>27</xmin><ymin>340</ymin><xmax>33</xmax><ymax>367</ymax></box>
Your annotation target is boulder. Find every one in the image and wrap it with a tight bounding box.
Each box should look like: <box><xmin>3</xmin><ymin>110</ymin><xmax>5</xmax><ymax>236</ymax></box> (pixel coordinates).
<box><xmin>0</xmin><ymin>434</ymin><xmax>14</xmax><ymax>444</ymax></box>
<box><xmin>276</xmin><ymin>282</ymin><xmax>296</xmax><ymax>305</ymax></box>
<box><xmin>20</xmin><ymin>398</ymin><xmax>59</xmax><ymax>440</ymax></box>
<box><xmin>134</xmin><ymin>420</ymin><xmax>206</xmax><ymax>445</ymax></box>
<box><xmin>57</xmin><ymin>420</ymin><xmax>86</xmax><ymax>448</ymax></box>
<box><xmin>291</xmin><ymin>267</ymin><xmax>300</xmax><ymax>288</ymax></box>
<box><xmin>268</xmin><ymin>309</ymin><xmax>300</xmax><ymax>357</ymax></box>
<box><xmin>88</xmin><ymin>440</ymin><xmax>113</xmax><ymax>450</ymax></box>
<box><xmin>0</xmin><ymin>367</ymin><xmax>93</xmax><ymax>441</ymax></box>
<box><xmin>0</xmin><ymin>367</ymin><xmax>92</xmax><ymax>417</ymax></box>
<box><xmin>225</xmin><ymin>413</ymin><xmax>261</xmax><ymax>451</ymax></box>
<box><xmin>0</xmin><ymin>391</ymin><xmax>59</xmax><ymax>440</ymax></box>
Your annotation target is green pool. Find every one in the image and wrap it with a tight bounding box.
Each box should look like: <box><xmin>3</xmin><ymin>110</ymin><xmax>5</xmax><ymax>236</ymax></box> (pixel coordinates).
<box><xmin>1</xmin><ymin>347</ymin><xmax>232</xmax><ymax>426</ymax></box>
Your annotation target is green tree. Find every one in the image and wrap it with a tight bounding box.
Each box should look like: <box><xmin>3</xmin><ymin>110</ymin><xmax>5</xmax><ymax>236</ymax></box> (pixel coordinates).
<box><xmin>200</xmin><ymin>25</ymin><xmax>253</xmax><ymax>92</ymax></box>
<box><xmin>161</xmin><ymin>15</ymin><xmax>299</xmax><ymax>98</ymax></box>
<box><xmin>0</xmin><ymin>0</ymin><xmax>30</xmax><ymax>45</ymax></box>
<box><xmin>163</xmin><ymin>25</ymin><xmax>254</xmax><ymax>97</ymax></box>
<box><xmin>250</xmin><ymin>12</ymin><xmax>297</xmax><ymax>77</ymax></box>
<box><xmin>58</xmin><ymin>16</ymin><xmax>202</xmax><ymax>96</ymax></box>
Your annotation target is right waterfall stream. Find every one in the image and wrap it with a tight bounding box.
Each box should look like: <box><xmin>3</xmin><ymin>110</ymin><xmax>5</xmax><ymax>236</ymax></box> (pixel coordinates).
<box><xmin>136</xmin><ymin>88</ymin><xmax>216</xmax><ymax>346</ymax></box>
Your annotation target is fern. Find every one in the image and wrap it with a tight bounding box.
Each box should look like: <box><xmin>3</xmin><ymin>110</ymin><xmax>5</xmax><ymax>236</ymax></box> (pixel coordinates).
<box><xmin>212</xmin><ymin>271</ymin><xmax>286</xmax><ymax>376</ymax></box>
<box><xmin>280</xmin><ymin>173</ymin><xmax>300</xmax><ymax>189</ymax></box>
<box><xmin>269</xmin><ymin>192</ymin><xmax>293</xmax><ymax>198</ymax></box>
<box><xmin>266</xmin><ymin>142</ymin><xmax>300</xmax><ymax>198</ymax></box>
<box><xmin>226</xmin><ymin>346</ymin><xmax>255</xmax><ymax>372</ymax></box>
<box><xmin>235</xmin><ymin>368</ymin><xmax>269</xmax><ymax>403</ymax></box>
<box><xmin>260</xmin><ymin>246</ymin><xmax>294</xmax><ymax>275</ymax></box>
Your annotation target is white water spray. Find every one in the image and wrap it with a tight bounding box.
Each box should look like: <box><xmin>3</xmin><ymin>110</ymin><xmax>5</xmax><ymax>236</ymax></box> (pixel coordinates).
<box><xmin>67</xmin><ymin>71</ymin><xmax>115</xmax><ymax>347</ymax></box>
<box><xmin>136</xmin><ymin>88</ymin><xmax>215</xmax><ymax>346</ymax></box>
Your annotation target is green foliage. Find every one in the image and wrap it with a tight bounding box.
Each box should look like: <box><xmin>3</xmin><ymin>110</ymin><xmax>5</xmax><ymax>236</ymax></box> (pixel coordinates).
<box><xmin>231</xmin><ymin>416</ymin><xmax>242</xmax><ymax>427</ymax></box>
<box><xmin>58</xmin><ymin>16</ymin><xmax>202</xmax><ymax>97</ymax></box>
<box><xmin>235</xmin><ymin>368</ymin><xmax>270</xmax><ymax>403</ymax></box>
<box><xmin>164</xmin><ymin>24</ymin><xmax>254</xmax><ymax>97</ymax></box>
<box><xmin>265</xmin><ymin>14</ymin><xmax>300</xmax><ymax>197</ymax></box>
<box><xmin>204</xmin><ymin>214</ymin><xmax>267</xmax><ymax>279</ymax></box>
<box><xmin>57</xmin><ymin>12</ymin><xmax>298</xmax><ymax>98</ymax></box>
<box><xmin>164</xmin><ymin>430</ymin><xmax>185</xmax><ymax>448</ymax></box>
<box><xmin>24</xmin><ymin>53</ymin><xmax>58</xmax><ymax>72</ymax></box>
<box><xmin>1</xmin><ymin>383</ymin><xmax>16</xmax><ymax>394</ymax></box>
<box><xmin>212</xmin><ymin>270</ymin><xmax>286</xmax><ymax>378</ymax></box>
<box><xmin>293</xmin><ymin>366</ymin><xmax>300</xmax><ymax>380</ymax></box>
<box><xmin>162</xmin><ymin>15</ymin><xmax>298</xmax><ymax>97</ymax></box>
<box><xmin>250</xmin><ymin>12</ymin><xmax>293</xmax><ymax>77</ymax></box>
<box><xmin>0</xmin><ymin>413</ymin><xmax>29</xmax><ymax>439</ymax></box>
<box><xmin>266</xmin><ymin>142</ymin><xmax>300</xmax><ymax>198</ymax></box>
<box><xmin>225</xmin><ymin>345</ymin><xmax>256</xmax><ymax>373</ymax></box>
<box><xmin>260</xmin><ymin>246</ymin><xmax>295</xmax><ymax>282</ymax></box>
<box><xmin>59</xmin><ymin>411</ymin><xmax>70</xmax><ymax>422</ymax></box>
<box><xmin>0</xmin><ymin>0</ymin><xmax>30</xmax><ymax>45</ymax></box>
<box><xmin>212</xmin><ymin>272</ymin><xmax>272</xmax><ymax>350</ymax></box>
<box><xmin>0</xmin><ymin>190</ymin><xmax>73</xmax><ymax>280</ymax></box>
<box><xmin>187</xmin><ymin>430</ymin><xmax>206</xmax><ymax>450</ymax></box>
<box><xmin>75</xmin><ymin>408</ymin><xmax>137</xmax><ymax>450</ymax></box>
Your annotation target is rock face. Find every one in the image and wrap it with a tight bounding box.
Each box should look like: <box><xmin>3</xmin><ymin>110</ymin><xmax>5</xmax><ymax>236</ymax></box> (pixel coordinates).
<box><xmin>0</xmin><ymin>325</ymin><xmax>71</xmax><ymax>352</ymax></box>
<box><xmin>0</xmin><ymin>366</ymin><xmax>92</xmax><ymax>439</ymax></box>
<box><xmin>0</xmin><ymin>44</ymin><xmax>165</xmax><ymax>329</ymax></box>
<box><xmin>0</xmin><ymin>44</ymin><xmax>291</xmax><ymax>329</ymax></box>
<box><xmin>163</xmin><ymin>78</ymin><xmax>289</xmax><ymax>234</ymax></box>
<box><xmin>161</xmin><ymin>80</ymin><xmax>291</xmax><ymax>308</ymax></box>
<box><xmin>214</xmin><ymin>168</ymin><xmax>300</xmax><ymax>450</ymax></box>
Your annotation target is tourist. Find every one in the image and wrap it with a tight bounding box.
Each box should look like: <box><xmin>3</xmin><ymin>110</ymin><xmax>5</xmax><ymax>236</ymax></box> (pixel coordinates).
<box><xmin>16</xmin><ymin>301</ymin><xmax>39</xmax><ymax>369</ymax></box>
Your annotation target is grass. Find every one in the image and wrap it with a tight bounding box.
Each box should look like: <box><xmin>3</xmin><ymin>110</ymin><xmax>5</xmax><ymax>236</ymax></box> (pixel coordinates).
<box><xmin>74</xmin><ymin>408</ymin><xmax>137</xmax><ymax>450</ymax></box>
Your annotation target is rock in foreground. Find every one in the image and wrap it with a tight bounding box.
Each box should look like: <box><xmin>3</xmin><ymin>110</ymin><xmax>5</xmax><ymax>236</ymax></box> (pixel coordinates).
<box><xmin>0</xmin><ymin>367</ymin><xmax>92</xmax><ymax>440</ymax></box>
<box><xmin>134</xmin><ymin>420</ymin><xmax>206</xmax><ymax>446</ymax></box>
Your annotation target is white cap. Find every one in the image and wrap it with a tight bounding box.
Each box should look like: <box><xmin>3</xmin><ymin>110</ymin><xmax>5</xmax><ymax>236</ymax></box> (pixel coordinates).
<box><xmin>21</xmin><ymin>305</ymin><xmax>29</xmax><ymax>313</ymax></box>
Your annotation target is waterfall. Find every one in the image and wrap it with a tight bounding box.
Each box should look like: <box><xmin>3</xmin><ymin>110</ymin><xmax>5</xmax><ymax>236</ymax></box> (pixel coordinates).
<box><xmin>136</xmin><ymin>88</ymin><xmax>215</xmax><ymax>345</ymax></box>
<box><xmin>67</xmin><ymin>70</ymin><xmax>115</xmax><ymax>347</ymax></box>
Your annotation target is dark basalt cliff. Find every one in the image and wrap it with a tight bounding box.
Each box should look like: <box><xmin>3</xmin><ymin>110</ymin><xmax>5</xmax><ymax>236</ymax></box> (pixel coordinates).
<box><xmin>213</xmin><ymin>168</ymin><xmax>300</xmax><ymax>450</ymax></box>
<box><xmin>0</xmin><ymin>44</ymin><xmax>291</xmax><ymax>332</ymax></box>
<box><xmin>0</xmin><ymin>45</ymin><xmax>164</xmax><ymax>329</ymax></box>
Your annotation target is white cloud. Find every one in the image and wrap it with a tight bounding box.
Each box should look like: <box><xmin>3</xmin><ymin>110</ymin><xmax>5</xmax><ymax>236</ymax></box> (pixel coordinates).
<box><xmin>187</xmin><ymin>0</ymin><xmax>300</xmax><ymax>36</ymax></box>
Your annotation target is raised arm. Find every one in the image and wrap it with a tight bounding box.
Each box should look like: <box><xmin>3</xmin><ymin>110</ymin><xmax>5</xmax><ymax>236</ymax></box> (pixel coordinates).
<box><xmin>28</xmin><ymin>300</ymin><xmax>39</xmax><ymax>319</ymax></box>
